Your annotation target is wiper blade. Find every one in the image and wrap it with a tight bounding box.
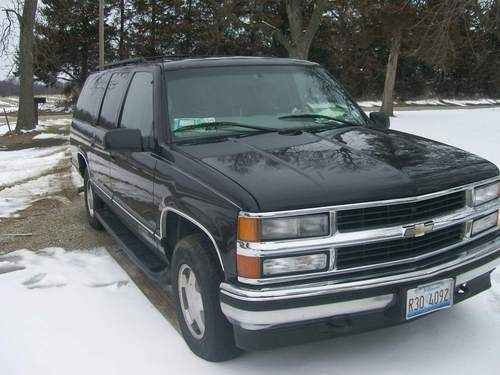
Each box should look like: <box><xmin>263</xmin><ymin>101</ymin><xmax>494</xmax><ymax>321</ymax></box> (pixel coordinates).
<box><xmin>173</xmin><ymin>121</ymin><xmax>277</xmax><ymax>133</ymax></box>
<box><xmin>278</xmin><ymin>113</ymin><xmax>360</xmax><ymax>127</ymax></box>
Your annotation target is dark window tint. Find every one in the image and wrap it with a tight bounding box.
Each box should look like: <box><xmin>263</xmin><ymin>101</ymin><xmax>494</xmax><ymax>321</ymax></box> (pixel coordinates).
<box><xmin>75</xmin><ymin>72</ymin><xmax>109</xmax><ymax>124</ymax></box>
<box><xmin>119</xmin><ymin>72</ymin><xmax>153</xmax><ymax>137</ymax></box>
<box><xmin>98</xmin><ymin>72</ymin><xmax>130</xmax><ymax>128</ymax></box>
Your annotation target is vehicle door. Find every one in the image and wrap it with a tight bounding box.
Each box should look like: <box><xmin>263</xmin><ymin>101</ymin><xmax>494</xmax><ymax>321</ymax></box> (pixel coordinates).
<box><xmin>110</xmin><ymin>69</ymin><xmax>158</xmax><ymax>249</ymax></box>
<box><xmin>90</xmin><ymin>71</ymin><xmax>130</xmax><ymax>201</ymax></box>
<box><xmin>72</xmin><ymin>72</ymin><xmax>112</xmax><ymax>203</ymax></box>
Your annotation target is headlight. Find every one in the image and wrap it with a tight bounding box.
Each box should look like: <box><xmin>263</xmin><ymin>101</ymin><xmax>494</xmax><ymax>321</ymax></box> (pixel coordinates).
<box><xmin>238</xmin><ymin>213</ymin><xmax>330</xmax><ymax>242</ymax></box>
<box><xmin>263</xmin><ymin>253</ymin><xmax>329</xmax><ymax>276</ymax></box>
<box><xmin>237</xmin><ymin>251</ymin><xmax>330</xmax><ymax>279</ymax></box>
<box><xmin>473</xmin><ymin>182</ymin><xmax>499</xmax><ymax>206</ymax></box>
<box><xmin>471</xmin><ymin>211</ymin><xmax>498</xmax><ymax>236</ymax></box>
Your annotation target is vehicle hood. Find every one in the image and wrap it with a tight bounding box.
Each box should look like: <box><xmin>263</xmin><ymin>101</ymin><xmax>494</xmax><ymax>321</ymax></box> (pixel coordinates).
<box><xmin>176</xmin><ymin>127</ymin><xmax>498</xmax><ymax>211</ymax></box>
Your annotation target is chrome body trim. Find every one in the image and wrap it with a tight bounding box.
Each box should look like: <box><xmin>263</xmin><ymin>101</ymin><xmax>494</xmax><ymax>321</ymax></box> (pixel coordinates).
<box><xmin>239</xmin><ymin>176</ymin><xmax>500</xmax><ymax>218</ymax></box>
<box><xmin>237</xmin><ymin>176</ymin><xmax>499</xmax><ymax>285</ymax></box>
<box><xmin>76</xmin><ymin>150</ymin><xmax>89</xmax><ymax>173</ymax></box>
<box><xmin>92</xmin><ymin>180</ymin><xmax>112</xmax><ymax>201</ymax></box>
<box><xmin>221</xmin><ymin>294</ymin><xmax>394</xmax><ymax>330</ymax></box>
<box><xmin>222</xmin><ymin>236</ymin><xmax>500</xmax><ymax>302</ymax></box>
<box><xmin>114</xmin><ymin>200</ymin><xmax>155</xmax><ymax>235</ymax></box>
<box><xmin>159</xmin><ymin>207</ymin><xmax>225</xmax><ymax>271</ymax></box>
<box><xmin>238</xmin><ymin>201</ymin><xmax>499</xmax><ymax>255</ymax></box>
<box><xmin>237</xmin><ymin>226</ymin><xmax>498</xmax><ymax>285</ymax></box>
<box><xmin>92</xmin><ymin>181</ymin><xmax>155</xmax><ymax>236</ymax></box>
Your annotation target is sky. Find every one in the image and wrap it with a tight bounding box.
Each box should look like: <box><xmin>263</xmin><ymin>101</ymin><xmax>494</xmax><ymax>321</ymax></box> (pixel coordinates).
<box><xmin>0</xmin><ymin>0</ymin><xmax>19</xmax><ymax>80</ymax></box>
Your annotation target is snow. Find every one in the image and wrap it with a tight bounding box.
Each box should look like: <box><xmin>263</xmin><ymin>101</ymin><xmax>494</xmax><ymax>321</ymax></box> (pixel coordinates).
<box><xmin>357</xmin><ymin>100</ymin><xmax>382</xmax><ymax>107</ymax></box>
<box><xmin>0</xmin><ymin>173</ymin><xmax>63</xmax><ymax>218</ymax></box>
<box><xmin>0</xmin><ymin>146</ymin><xmax>68</xmax><ymax>188</ymax></box>
<box><xmin>0</xmin><ymin>117</ymin><xmax>71</xmax><ymax>218</ymax></box>
<box><xmin>0</xmin><ymin>123</ymin><xmax>11</xmax><ymax>135</ymax></box>
<box><xmin>0</xmin><ymin>145</ymin><xmax>70</xmax><ymax>218</ymax></box>
<box><xmin>357</xmin><ymin>98</ymin><xmax>500</xmax><ymax>108</ymax></box>
<box><xmin>391</xmin><ymin>107</ymin><xmax>500</xmax><ymax>167</ymax></box>
<box><xmin>32</xmin><ymin>132</ymin><xmax>68</xmax><ymax>140</ymax></box>
<box><xmin>71</xmin><ymin>164</ymin><xmax>84</xmax><ymax>189</ymax></box>
<box><xmin>0</xmin><ymin>95</ymin><xmax>69</xmax><ymax>113</ymax></box>
<box><xmin>0</xmin><ymin>247</ymin><xmax>499</xmax><ymax>374</ymax></box>
<box><xmin>0</xmin><ymin>108</ymin><xmax>499</xmax><ymax>374</ymax></box>
<box><xmin>405</xmin><ymin>99</ymin><xmax>446</xmax><ymax>106</ymax></box>
<box><xmin>442</xmin><ymin>99</ymin><xmax>499</xmax><ymax>106</ymax></box>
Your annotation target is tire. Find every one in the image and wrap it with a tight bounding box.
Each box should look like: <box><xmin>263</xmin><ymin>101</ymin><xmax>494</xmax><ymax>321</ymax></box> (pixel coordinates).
<box><xmin>83</xmin><ymin>169</ymin><xmax>103</xmax><ymax>230</ymax></box>
<box><xmin>172</xmin><ymin>234</ymin><xmax>240</xmax><ymax>362</ymax></box>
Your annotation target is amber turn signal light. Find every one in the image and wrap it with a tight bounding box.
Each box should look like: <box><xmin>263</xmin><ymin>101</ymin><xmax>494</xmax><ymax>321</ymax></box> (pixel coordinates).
<box><xmin>237</xmin><ymin>217</ymin><xmax>260</xmax><ymax>242</ymax></box>
<box><xmin>237</xmin><ymin>254</ymin><xmax>261</xmax><ymax>279</ymax></box>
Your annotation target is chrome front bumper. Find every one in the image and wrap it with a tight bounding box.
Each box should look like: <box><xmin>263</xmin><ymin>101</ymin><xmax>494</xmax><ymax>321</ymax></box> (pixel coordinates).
<box><xmin>221</xmin><ymin>236</ymin><xmax>500</xmax><ymax>330</ymax></box>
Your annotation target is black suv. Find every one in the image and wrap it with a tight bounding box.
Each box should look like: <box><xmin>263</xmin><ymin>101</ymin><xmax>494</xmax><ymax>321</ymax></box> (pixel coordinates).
<box><xmin>71</xmin><ymin>57</ymin><xmax>500</xmax><ymax>361</ymax></box>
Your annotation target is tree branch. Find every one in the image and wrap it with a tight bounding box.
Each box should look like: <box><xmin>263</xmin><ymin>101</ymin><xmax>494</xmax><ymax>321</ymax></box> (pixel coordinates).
<box><xmin>303</xmin><ymin>0</ymin><xmax>329</xmax><ymax>46</ymax></box>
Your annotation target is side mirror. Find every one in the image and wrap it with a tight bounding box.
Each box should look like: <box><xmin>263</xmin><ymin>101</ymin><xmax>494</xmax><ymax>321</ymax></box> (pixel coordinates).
<box><xmin>104</xmin><ymin>128</ymin><xmax>142</xmax><ymax>151</ymax></box>
<box><xmin>369</xmin><ymin>112</ymin><xmax>390</xmax><ymax>130</ymax></box>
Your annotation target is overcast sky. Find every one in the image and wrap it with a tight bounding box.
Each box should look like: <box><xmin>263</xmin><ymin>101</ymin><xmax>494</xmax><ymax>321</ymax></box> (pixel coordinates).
<box><xmin>0</xmin><ymin>0</ymin><xmax>20</xmax><ymax>80</ymax></box>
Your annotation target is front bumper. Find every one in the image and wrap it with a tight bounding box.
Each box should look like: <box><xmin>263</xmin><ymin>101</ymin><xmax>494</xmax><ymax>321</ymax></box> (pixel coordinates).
<box><xmin>220</xmin><ymin>235</ymin><xmax>500</xmax><ymax>346</ymax></box>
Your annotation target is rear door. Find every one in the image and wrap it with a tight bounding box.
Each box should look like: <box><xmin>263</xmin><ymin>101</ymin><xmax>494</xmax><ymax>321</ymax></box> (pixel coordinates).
<box><xmin>71</xmin><ymin>72</ymin><xmax>112</xmax><ymax>202</ymax></box>
<box><xmin>91</xmin><ymin>71</ymin><xmax>130</xmax><ymax>199</ymax></box>
<box><xmin>110</xmin><ymin>69</ymin><xmax>158</xmax><ymax>248</ymax></box>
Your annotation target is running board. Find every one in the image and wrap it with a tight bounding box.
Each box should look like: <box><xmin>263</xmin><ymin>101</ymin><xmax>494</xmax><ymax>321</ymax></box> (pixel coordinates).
<box><xmin>95</xmin><ymin>208</ymin><xmax>169</xmax><ymax>283</ymax></box>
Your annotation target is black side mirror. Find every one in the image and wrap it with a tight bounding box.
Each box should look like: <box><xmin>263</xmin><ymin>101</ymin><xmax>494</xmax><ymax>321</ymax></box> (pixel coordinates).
<box><xmin>369</xmin><ymin>112</ymin><xmax>390</xmax><ymax>130</ymax></box>
<box><xmin>104</xmin><ymin>128</ymin><xmax>142</xmax><ymax>151</ymax></box>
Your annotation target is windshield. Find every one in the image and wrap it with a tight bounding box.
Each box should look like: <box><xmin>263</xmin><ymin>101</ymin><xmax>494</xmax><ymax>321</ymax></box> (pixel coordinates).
<box><xmin>166</xmin><ymin>65</ymin><xmax>366</xmax><ymax>140</ymax></box>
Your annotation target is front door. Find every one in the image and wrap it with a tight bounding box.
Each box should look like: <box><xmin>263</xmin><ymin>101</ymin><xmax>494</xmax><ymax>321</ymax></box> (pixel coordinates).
<box><xmin>110</xmin><ymin>70</ymin><xmax>157</xmax><ymax>249</ymax></box>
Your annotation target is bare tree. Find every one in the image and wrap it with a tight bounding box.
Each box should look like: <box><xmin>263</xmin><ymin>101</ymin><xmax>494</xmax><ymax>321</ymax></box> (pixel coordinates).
<box><xmin>0</xmin><ymin>1</ymin><xmax>22</xmax><ymax>77</ymax></box>
<box><xmin>379</xmin><ymin>0</ymin><xmax>484</xmax><ymax>116</ymax></box>
<box><xmin>1</xmin><ymin>0</ymin><xmax>38</xmax><ymax>132</ymax></box>
<box><xmin>380</xmin><ymin>31</ymin><xmax>402</xmax><ymax>116</ymax></box>
<box><xmin>265</xmin><ymin>0</ymin><xmax>329</xmax><ymax>60</ymax></box>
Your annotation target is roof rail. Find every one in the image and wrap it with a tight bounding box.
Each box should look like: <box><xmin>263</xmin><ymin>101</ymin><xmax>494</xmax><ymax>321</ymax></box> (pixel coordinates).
<box><xmin>96</xmin><ymin>55</ymin><xmax>277</xmax><ymax>71</ymax></box>
<box><xmin>97</xmin><ymin>57</ymin><xmax>147</xmax><ymax>70</ymax></box>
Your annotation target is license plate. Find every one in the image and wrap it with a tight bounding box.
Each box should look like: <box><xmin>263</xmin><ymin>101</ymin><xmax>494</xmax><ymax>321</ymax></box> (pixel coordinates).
<box><xmin>406</xmin><ymin>278</ymin><xmax>454</xmax><ymax>320</ymax></box>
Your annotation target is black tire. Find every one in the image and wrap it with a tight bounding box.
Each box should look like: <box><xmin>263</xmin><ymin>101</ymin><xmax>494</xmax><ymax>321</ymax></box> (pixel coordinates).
<box><xmin>172</xmin><ymin>234</ymin><xmax>240</xmax><ymax>362</ymax></box>
<box><xmin>83</xmin><ymin>169</ymin><xmax>103</xmax><ymax>230</ymax></box>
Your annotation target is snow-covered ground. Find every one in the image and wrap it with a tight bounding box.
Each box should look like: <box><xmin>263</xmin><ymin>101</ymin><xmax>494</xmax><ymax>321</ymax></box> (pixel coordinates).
<box><xmin>0</xmin><ymin>95</ymin><xmax>70</xmax><ymax>113</ymax></box>
<box><xmin>392</xmin><ymin>107</ymin><xmax>500</xmax><ymax>166</ymax></box>
<box><xmin>358</xmin><ymin>98</ymin><xmax>500</xmax><ymax>108</ymax></box>
<box><xmin>0</xmin><ymin>108</ymin><xmax>499</xmax><ymax>374</ymax></box>
<box><xmin>0</xmin><ymin>114</ymin><xmax>70</xmax><ymax>136</ymax></box>
<box><xmin>0</xmin><ymin>118</ymin><xmax>72</xmax><ymax>218</ymax></box>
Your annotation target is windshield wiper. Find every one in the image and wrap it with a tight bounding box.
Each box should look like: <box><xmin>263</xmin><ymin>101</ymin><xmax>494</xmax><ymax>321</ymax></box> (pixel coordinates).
<box><xmin>278</xmin><ymin>113</ymin><xmax>360</xmax><ymax>127</ymax></box>
<box><xmin>173</xmin><ymin>121</ymin><xmax>277</xmax><ymax>133</ymax></box>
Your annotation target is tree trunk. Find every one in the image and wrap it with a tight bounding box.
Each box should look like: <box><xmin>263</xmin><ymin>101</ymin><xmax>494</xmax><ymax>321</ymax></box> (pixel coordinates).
<box><xmin>149</xmin><ymin>0</ymin><xmax>157</xmax><ymax>55</ymax></box>
<box><xmin>99</xmin><ymin>0</ymin><xmax>104</xmax><ymax>67</ymax></box>
<box><xmin>380</xmin><ymin>33</ymin><xmax>402</xmax><ymax>117</ymax></box>
<box><xmin>15</xmin><ymin>0</ymin><xmax>38</xmax><ymax>132</ymax></box>
<box><xmin>275</xmin><ymin>0</ymin><xmax>328</xmax><ymax>60</ymax></box>
<box><xmin>119</xmin><ymin>0</ymin><xmax>126</xmax><ymax>59</ymax></box>
<box><xmin>183</xmin><ymin>0</ymin><xmax>192</xmax><ymax>55</ymax></box>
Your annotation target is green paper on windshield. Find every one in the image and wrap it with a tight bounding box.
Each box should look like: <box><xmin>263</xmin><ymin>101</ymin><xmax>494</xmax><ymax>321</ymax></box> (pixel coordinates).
<box><xmin>173</xmin><ymin>117</ymin><xmax>216</xmax><ymax>131</ymax></box>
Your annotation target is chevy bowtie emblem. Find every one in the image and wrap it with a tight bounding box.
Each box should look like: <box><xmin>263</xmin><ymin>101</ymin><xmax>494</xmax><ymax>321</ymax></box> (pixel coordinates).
<box><xmin>402</xmin><ymin>221</ymin><xmax>434</xmax><ymax>238</ymax></box>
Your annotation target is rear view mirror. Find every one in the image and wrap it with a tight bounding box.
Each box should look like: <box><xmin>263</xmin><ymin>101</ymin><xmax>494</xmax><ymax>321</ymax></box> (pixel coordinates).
<box><xmin>369</xmin><ymin>112</ymin><xmax>390</xmax><ymax>130</ymax></box>
<box><xmin>104</xmin><ymin>128</ymin><xmax>142</xmax><ymax>151</ymax></box>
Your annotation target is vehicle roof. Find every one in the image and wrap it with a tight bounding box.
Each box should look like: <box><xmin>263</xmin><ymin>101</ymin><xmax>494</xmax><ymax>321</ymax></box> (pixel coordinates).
<box><xmin>94</xmin><ymin>56</ymin><xmax>319</xmax><ymax>74</ymax></box>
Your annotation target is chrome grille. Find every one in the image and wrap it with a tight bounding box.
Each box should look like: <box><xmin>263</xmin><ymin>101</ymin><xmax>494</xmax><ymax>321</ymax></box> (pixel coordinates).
<box><xmin>336</xmin><ymin>224</ymin><xmax>464</xmax><ymax>269</ymax></box>
<box><xmin>336</xmin><ymin>191</ymin><xmax>466</xmax><ymax>231</ymax></box>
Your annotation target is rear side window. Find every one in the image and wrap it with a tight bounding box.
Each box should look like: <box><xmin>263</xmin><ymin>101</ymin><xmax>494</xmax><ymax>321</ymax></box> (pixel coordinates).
<box><xmin>119</xmin><ymin>72</ymin><xmax>154</xmax><ymax>137</ymax></box>
<box><xmin>75</xmin><ymin>72</ymin><xmax>109</xmax><ymax>124</ymax></box>
<box><xmin>98</xmin><ymin>72</ymin><xmax>130</xmax><ymax>128</ymax></box>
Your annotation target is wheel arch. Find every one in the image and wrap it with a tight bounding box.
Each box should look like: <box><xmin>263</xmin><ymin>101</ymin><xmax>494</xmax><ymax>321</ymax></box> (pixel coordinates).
<box><xmin>77</xmin><ymin>150</ymin><xmax>89</xmax><ymax>177</ymax></box>
<box><xmin>160</xmin><ymin>207</ymin><xmax>225</xmax><ymax>272</ymax></box>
